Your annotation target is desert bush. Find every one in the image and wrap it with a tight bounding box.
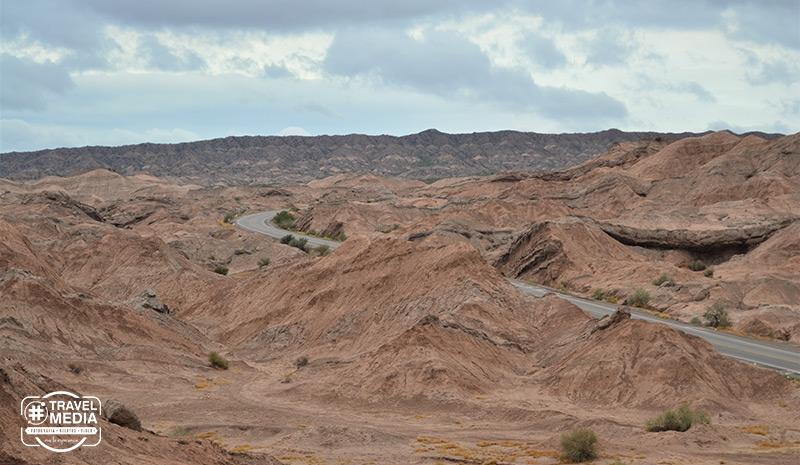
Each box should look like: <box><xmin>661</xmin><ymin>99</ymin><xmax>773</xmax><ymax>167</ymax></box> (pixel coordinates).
<box><xmin>645</xmin><ymin>403</ymin><xmax>709</xmax><ymax>432</ymax></box>
<box><xmin>273</xmin><ymin>210</ymin><xmax>296</xmax><ymax>230</ymax></box>
<box><xmin>280</xmin><ymin>234</ymin><xmax>293</xmax><ymax>244</ymax></box>
<box><xmin>688</xmin><ymin>260</ymin><xmax>707</xmax><ymax>271</ymax></box>
<box><xmin>604</xmin><ymin>296</ymin><xmax>618</xmax><ymax>304</ymax></box>
<box><xmin>223</xmin><ymin>209</ymin><xmax>245</xmax><ymax>224</ymax></box>
<box><xmin>591</xmin><ymin>289</ymin><xmax>604</xmax><ymax>300</ymax></box>
<box><xmin>703</xmin><ymin>267</ymin><xmax>714</xmax><ymax>277</ymax></box>
<box><xmin>257</xmin><ymin>257</ymin><xmax>271</xmax><ymax>268</ymax></box>
<box><xmin>690</xmin><ymin>317</ymin><xmax>702</xmax><ymax>325</ymax></box>
<box><xmin>289</xmin><ymin>237</ymin><xmax>308</xmax><ymax>252</ymax></box>
<box><xmin>68</xmin><ymin>363</ymin><xmax>82</xmax><ymax>374</ymax></box>
<box><xmin>314</xmin><ymin>245</ymin><xmax>330</xmax><ymax>256</ymax></box>
<box><xmin>627</xmin><ymin>288</ymin><xmax>651</xmax><ymax>308</ymax></box>
<box><xmin>212</xmin><ymin>265</ymin><xmax>229</xmax><ymax>275</ymax></box>
<box><xmin>560</xmin><ymin>427</ymin><xmax>598</xmax><ymax>462</ymax></box>
<box><xmin>559</xmin><ymin>281</ymin><xmax>568</xmax><ymax>290</ymax></box>
<box><xmin>703</xmin><ymin>302</ymin><xmax>731</xmax><ymax>328</ymax></box>
<box><xmin>208</xmin><ymin>351</ymin><xmax>229</xmax><ymax>370</ymax></box>
<box><xmin>652</xmin><ymin>273</ymin><xmax>675</xmax><ymax>286</ymax></box>
<box><xmin>308</xmin><ymin>229</ymin><xmax>317</xmax><ymax>236</ymax></box>
<box><xmin>333</xmin><ymin>232</ymin><xmax>347</xmax><ymax>242</ymax></box>
<box><xmin>295</xmin><ymin>356</ymin><xmax>309</xmax><ymax>368</ymax></box>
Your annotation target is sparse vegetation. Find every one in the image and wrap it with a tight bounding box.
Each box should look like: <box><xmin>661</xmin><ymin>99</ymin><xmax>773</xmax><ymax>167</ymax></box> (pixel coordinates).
<box><xmin>333</xmin><ymin>232</ymin><xmax>347</xmax><ymax>242</ymax></box>
<box><xmin>591</xmin><ymin>289</ymin><xmax>604</xmax><ymax>300</ymax></box>
<box><xmin>212</xmin><ymin>264</ymin><xmax>229</xmax><ymax>275</ymax></box>
<box><xmin>280</xmin><ymin>234</ymin><xmax>293</xmax><ymax>244</ymax></box>
<box><xmin>68</xmin><ymin>362</ymin><xmax>82</xmax><ymax>374</ymax></box>
<box><xmin>314</xmin><ymin>245</ymin><xmax>330</xmax><ymax>256</ymax></box>
<box><xmin>688</xmin><ymin>260</ymin><xmax>707</xmax><ymax>271</ymax></box>
<box><xmin>645</xmin><ymin>403</ymin><xmax>709</xmax><ymax>432</ymax></box>
<box><xmin>560</xmin><ymin>280</ymin><xmax>568</xmax><ymax>290</ymax></box>
<box><xmin>627</xmin><ymin>288</ymin><xmax>651</xmax><ymax>308</ymax></box>
<box><xmin>604</xmin><ymin>296</ymin><xmax>618</xmax><ymax>304</ymax></box>
<box><xmin>208</xmin><ymin>351</ymin><xmax>229</xmax><ymax>370</ymax></box>
<box><xmin>290</xmin><ymin>237</ymin><xmax>308</xmax><ymax>251</ymax></box>
<box><xmin>295</xmin><ymin>356</ymin><xmax>309</xmax><ymax>368</ymax></box>
<box><xmin>690</xmin><ymin>317</ymin><xmax>703</xmax><ymax>325</ymax></box>
<box><xmin>223</xmin><ymin>209</ymin><xmax>246</xmax><ymax>224</ymax></box>
<box><xmin>652</xmin><ymin>273</ymin><xmax>675</xmax><ymax>286</ymax></box>
<box><xmin>308</xmin><ymin>229</ymin><xmax>317</xmax><ymax>236</ymax></box>
<box><xmin>703</xmin><ymin>267</ymin><xmax>714</xmax><ymax>277</ymax></box>
<box><xmin>703</xmin><ymin>301</ymin><xmax>731</xmax><ymax>328</ymax></box>
<box><xmin>273</xmin><ymin>210</ymin><xmax>296</xmax><ymax>230</ymax></box>
<box><xmin>560</xmin><ymin>427</ymin><xmax>598</xmax><ymax>462</ymax></box>
<box><xmin>257</xmin><ymin>257</ymin><xmax>271</xmax><ymax>268</ymax></box>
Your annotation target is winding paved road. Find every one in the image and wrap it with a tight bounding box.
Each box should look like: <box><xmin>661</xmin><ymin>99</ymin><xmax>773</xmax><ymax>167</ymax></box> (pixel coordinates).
<box><xmin>236</xmin><ymin>211</ymin><xmax>800</xmax><ymax>375</ymax></box>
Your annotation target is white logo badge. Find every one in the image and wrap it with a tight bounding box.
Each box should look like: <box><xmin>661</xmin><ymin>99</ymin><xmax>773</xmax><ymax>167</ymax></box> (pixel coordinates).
<box><xmin>21</xmin><ymin>391</ymin><xmax>102</xmax><ymax>452</ymax></box>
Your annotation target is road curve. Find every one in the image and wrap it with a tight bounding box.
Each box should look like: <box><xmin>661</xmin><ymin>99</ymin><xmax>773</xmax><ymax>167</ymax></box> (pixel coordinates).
<box><xmin>236</xmin><ymin>211</ymin><xmax>800</xmax><ymax>375</ymax></box>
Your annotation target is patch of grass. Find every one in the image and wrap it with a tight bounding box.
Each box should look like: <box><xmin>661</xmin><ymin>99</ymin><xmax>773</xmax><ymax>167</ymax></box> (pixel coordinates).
<box><xmin>257</xmin><ymin>257</ymin><xmax>271</xmax><ymax>268</ymax></box>
<box><xmin>688</xmin><ymin>260</ymin><xmax>707</xmax><ymax>271</ymax></box>
<box><xmin>295</xmin><ymin>356</ymin><xmax>309</xmax><ymax>368</ymax></box>
<box><xmin>604</xmin><ymin>296</ymin><xmax>618</xmax><ymax>304</ymax></box>
<box><xmin>734</xmin><ymin>425</ymin><xmax>770</xmax><ymax>435</ymax></box>
<box><xmin>560</xmin><ymin>427</ymin><xmax>598</xmax><ymax>463</ymax></box>
<box><xmin>208</xmin><ymin>351</ymin><xmax>229</xmax><ymax>370</ymax></box>
<box><xmin>652</xmin><ymin>273</ymin><xmax>676</xmax><ymax>286</ymax></box>
<box><xmin>645</xmin><ymin>403</ymin><xmax>710</xmax><ymax>432</ymax></box>
<box><xmin>591</xmin><ymin>288</ymin><xmax>604</xmax><ymax>300</ymax></box>
<box><xmin>67</xmin><ymin>362</ymin><xmax>83</xmax><ymax>374</ymax></box>
<box><xmin>627</xmin><ymin>288</ymin><xmax>651</xmax><ymax>308</ymax></box>
<box><xmin>704</xmin><ymin>301</ymin><xmax>731</xmax><ymax>328</ymax></box>
<box><xmin>212</xmin><ymin>264</ymin><xmax>229</xmax><ymax>275</ymax></box>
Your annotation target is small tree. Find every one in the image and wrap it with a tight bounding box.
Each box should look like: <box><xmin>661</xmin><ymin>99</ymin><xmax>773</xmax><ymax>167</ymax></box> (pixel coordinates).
<box><xmin>208</xmin><ymin>351</ymin><xmax>229</xmax><ymax>370</ymax></box>
<box><xmin>258</xmin><ymin>257</ymin><xmax>271</xmax><ymax>268</ymax></box>
<box><xmin>703</xmin><ymin>302</ymin><xmax>731</xmax><ymax>328</ymax></box>
<box><xmin>213</xmin><ymin>265</ymin><xmax>229</xmax><ymax>275</ymax></box>
<box><xmin>560</xmin><ymin>427</ymin><xmax>598</xmax><ymax>462</ymax></box>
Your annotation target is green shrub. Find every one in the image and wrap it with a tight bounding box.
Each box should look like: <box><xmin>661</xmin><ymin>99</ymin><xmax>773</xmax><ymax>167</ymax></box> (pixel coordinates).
<box><xmin>652</xmin><ymin>273</ymin><xmax>675</xmax><ymax>286</ymax></box>
<box><xmin>212</xmin><ymin>265</ymin><xmax>229</xmax><ymax>275</ymax></box>
<box><xmin>314</xmin><ymin>245</ymin><xmax>330</xmax><ymax>256</ymax></box>
<box><xmin>703</xmin><ymin>302</ymin><xmax>731</xmax><ymax>328</ymax></box>
<box><xmin>223</xmin><ymin>209</ymin><xmax>246</xmax><ymax>224</ymax></box>
<box><xmin>559</xmin><ymin>281</ymin><xmax>568</xmax><ymax>290</ymax></box>
<box><xmin>688</xmin><ymin>260</ymin><xmax>707</xmax><ymax>271</ymax></box>
<box><xmin>273</xmin><ymin>210</ymin><xmax>296</xmax><ymax>230</ymax></box>
<box><xmin>591</xmin><ymin>289</ymin><xmax>604</xmax><ymax>300</ymax></box>
<box><xmin>308</xmin><ymin>229</ymin><xmax>317</xmax><ymax>236</ymax></box>
<box><xmin>703</xmin><ymin>268</ymin><xmax>714</xmax><ymax>277</ymax></box>
<box><xmin>280</xmin><ymin>234</ymin><xmax>293</xmax><ymax>245</ymax></box>
<box><xmin>333</xmin><ymin>232</ymin><xmax>347</xmax><ymax>242</ymax></box>
<box><xmin>257</xmin><ymin>257</ymin><xmax>271</xmax><ymax>268</ymax></box>
<box><xmin>605</xmin><ymin>296</ymin><xmax>618</xmax><ymax>304</ymax></box>
<box><xmin>208</xmin><ymin>351</ymin><xmax>229</xmax><ymax>370</ymax></box>
<box><xmin>68</xmin><ymin>363</ymin><xmax>82</xmax><ymax>374</ymax></box>
<box><xmin>560</xmin><ymin>427</ymin><xmax>598</xmax><ymax>462</ymax></box>
<box><xmin>295</xmin><ymin>356</ymin><xmax>309</xmax><ymax>368</ymax></box>
<box><xmin>690</xmin><ymin>317</ymin><xmax>702</xmax><ymax>325</ymax></box>
<box><xmin>645</xmin><ymin>403</ymin><xmax>709</xmax><ymax>432</ymax></box>
<box><xmin>289</xmin><ymin>237</ymin><xmax>308</xmax><ymax>252</ymax></box>
<box><xmin>627</xmin><ymin>288</ymin><xmax>651</xmax><ymax>308</ymax></box>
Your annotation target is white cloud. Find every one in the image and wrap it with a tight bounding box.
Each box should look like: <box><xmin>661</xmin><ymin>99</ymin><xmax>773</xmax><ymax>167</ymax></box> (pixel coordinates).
<box><xmin>277</xmin><ymin>126</ymin><xmax>312</xmax><ymax>136</ymax></box>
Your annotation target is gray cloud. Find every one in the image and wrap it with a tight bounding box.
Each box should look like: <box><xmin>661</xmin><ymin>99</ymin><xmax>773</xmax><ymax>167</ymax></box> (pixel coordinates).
<box><xmin>0</xmin><ymin>54</ymin><xmax>74</xmax><ymax>111</ymax></box>
<box><xmin>675</xmin><ymin>81</ymin><xmax>716</xmax><ymax>103</ymax></box>
<box><xmin>521</xmin><ymin>34</ymin><xmax>567</xmax><ymax>69</ymax></box>
<box><xmin>325</xmin><ymin>28</ymin><xmax>626</xmax><ymax>120</ymax></box>
<box><xmin>263</xmin><ymin>64</ymin><xmax>294</xmax><ymax>79</ymax></box>
<box><xmin>585</xmin><ymin>27</ymin><xmax>637</xmax><ymax>66</ymax></box>
<box><xmin>138</xmin><ymin>35</ymin><xmax>206</xmax><ymax>71</ymax></box>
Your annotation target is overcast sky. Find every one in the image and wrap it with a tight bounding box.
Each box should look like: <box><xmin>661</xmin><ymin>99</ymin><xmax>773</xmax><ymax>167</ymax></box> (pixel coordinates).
<box><xmin>1</xmin><ymin>0</ymin><xmax>798</xmax><ymax>152</ymax></box>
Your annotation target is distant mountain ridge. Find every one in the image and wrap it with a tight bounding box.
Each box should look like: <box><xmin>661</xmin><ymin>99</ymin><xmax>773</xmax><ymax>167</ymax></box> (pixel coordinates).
<box><xmin>0</xmin><ymin>128</ymin><xmax>783</xmax><ymax>186</ymax></box>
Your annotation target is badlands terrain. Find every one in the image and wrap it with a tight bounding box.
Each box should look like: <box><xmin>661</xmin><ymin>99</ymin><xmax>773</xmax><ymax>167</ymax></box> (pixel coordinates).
<box><xmin>1</xmin><ymin>130</ymin><xmax>799</xmax><ymax>464</ymax></box>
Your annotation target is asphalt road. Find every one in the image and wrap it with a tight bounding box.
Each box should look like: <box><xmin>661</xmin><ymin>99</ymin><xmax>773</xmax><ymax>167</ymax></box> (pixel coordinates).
<box><xmin>236</xmin><ymin>211</ymin><xmax>800</xmax><ymax>375</ymax></box>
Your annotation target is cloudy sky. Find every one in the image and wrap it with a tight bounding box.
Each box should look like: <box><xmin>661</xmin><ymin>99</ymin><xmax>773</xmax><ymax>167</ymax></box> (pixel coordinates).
<box><xmin>1</xmin><ymin>0</ymin><xmax>798</xmax><ymax>152</ymax></box>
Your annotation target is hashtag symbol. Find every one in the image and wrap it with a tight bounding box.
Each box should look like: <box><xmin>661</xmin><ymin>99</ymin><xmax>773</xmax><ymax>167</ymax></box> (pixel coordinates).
<box><xmin>27</xmin><ymin>403</ymin><xmax>46</xmax><ymax>422</ymax></box>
